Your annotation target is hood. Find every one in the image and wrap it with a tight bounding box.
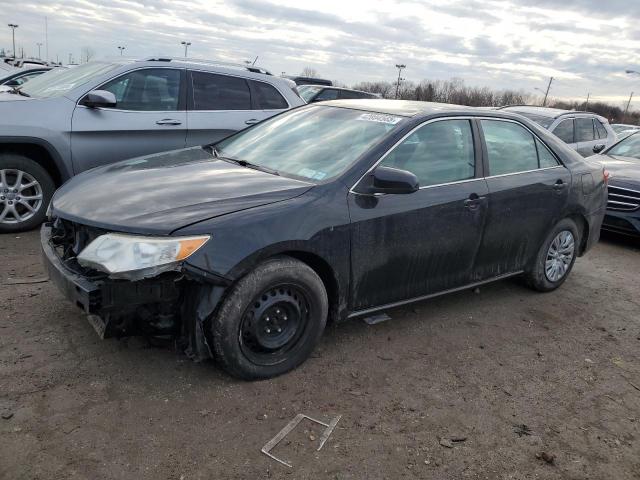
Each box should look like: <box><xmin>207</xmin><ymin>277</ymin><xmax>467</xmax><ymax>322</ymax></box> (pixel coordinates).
<box><xmin>52</xmin><ymin>147</ymin><xmax>314</xmax><ymax>234</ymax></box>
<box><xmin>589</xmin><ymin>154</ymin><xmax>640</xmax><ymax>185</ymax></box>
<box><xmin>0</xmin><ymin>91</ymin><xmax>31</xmax><ymax>101</ymax></box>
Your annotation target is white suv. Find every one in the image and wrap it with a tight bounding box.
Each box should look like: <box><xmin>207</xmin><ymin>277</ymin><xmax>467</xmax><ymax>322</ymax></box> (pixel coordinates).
<box><xmin>499</xmin><ymin>106</ymin><xmax>617</xmax><ymax>157</ymax></box>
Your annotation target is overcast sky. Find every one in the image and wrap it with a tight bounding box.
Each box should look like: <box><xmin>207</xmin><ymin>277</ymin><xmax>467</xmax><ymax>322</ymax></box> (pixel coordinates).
<box><xmin>1</xmin><ymin>0</ymin><xmax>640</xmax><ymax>109</ymax></box>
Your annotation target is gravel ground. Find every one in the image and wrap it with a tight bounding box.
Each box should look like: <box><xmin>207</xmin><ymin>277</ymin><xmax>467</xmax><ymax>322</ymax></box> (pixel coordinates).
<box><xmin>1</xmin><ymin>229</ymin><xmax>639</xmax><ymax>480</ymax></box>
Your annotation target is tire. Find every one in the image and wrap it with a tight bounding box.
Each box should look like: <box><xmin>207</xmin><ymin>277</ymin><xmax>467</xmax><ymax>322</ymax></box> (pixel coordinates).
<box><xmin>524</xmin><ymin>218</ymin><xmax>580</xmax><ymax>292</ymax></box>
<box><xmin>210</xmin><ymin>256</ymin><xmax>328</xmax><ymax>380</ymax></box>
<box><xmin>0</xmin><ymin>154</ymin><xmax>55</xmax><ymax>233</ymax></box>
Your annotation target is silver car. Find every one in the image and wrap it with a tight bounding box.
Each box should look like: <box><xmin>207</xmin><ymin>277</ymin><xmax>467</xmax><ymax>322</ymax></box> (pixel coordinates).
<box><xmin>499</xmin><ymin>106</ymin><xmax>617</xmax><ymax>157</ymax></box>
<box><xmin>0</xmin><ymin>57</ymin><xmax>304</xmax><ymax>232</ymax></box>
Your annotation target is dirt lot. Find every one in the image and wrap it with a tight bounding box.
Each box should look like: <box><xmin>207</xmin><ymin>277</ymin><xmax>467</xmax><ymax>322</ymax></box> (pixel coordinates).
<box><xmin>1</xmin><ymin>229</ymin><xmax>639</xmax><ymax>480</ymax></box>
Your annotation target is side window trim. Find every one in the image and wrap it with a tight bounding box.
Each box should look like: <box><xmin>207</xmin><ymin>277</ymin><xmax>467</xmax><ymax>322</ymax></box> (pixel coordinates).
<box><xmin>81</xmin><ymin>67</ymin><xmax>186</xmax><ymax>112</ymax></box>
<box><xmin>477</xmin><ymin>117</ymin><xmax>565</xmax><ymax>178</ymax></box>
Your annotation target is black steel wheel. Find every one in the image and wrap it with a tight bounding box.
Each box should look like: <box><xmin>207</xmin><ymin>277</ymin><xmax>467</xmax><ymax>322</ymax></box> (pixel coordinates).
<box><xmin>210</xmin><ymin>256</ymin><xmax>328</xmax><ymax>380</ymax></box>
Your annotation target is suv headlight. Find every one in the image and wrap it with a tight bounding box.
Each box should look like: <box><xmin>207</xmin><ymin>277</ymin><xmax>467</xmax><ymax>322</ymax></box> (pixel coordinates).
<box><xmin>77</xmin><ymin>233</ymin><xmax>210</xmax><ymax>280</ymax></box>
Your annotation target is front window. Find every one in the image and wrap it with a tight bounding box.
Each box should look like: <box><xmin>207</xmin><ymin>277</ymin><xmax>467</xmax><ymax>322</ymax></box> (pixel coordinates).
<box><xmin>607</xmin><ymin>133</ymin><xmax>640</xmax><ymax>161</ymax></box>
<box><xmin>216</xmin><ymin>106</ymin><xmax>405</xmax><ymax>182</ymax></box>
<box><xmin>101</xmin><ymin>68</ymin><xmax>181</xmax><ymax>111</ymax></box>
<box><xmin>19</xmin><ymin>61</ymin><xmax>121</xmax><ymax>98</ymax></box>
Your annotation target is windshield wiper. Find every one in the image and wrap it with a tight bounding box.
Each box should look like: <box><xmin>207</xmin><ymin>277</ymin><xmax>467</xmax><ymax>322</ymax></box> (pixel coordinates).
<box><xmin>11</xmin><ymin>87</ymin><xmax>30</xmax><ymax>97</ymax></box>
<box><xmin>223</xmin><ymin>157</ymin><xmax>280</xmax><ymax>176</ymax></box>
<box><xmin>204</xmin><ymin>144</ymin><xmax>219</xmax><ymax>157</ymax></box>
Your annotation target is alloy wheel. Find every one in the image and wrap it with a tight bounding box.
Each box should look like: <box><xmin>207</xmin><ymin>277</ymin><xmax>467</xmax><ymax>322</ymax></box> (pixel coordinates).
<box><xmin>545</xmin><ymin>230</ymin><xmax>575</xmax><ymax>282</ymax></box>
<box><xmin>0</xmin><ymin>169</ymin><xmax>43</xmax><ymax>224</ymax></box>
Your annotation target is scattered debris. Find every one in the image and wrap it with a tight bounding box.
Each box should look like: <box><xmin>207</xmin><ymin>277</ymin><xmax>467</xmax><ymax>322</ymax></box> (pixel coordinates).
<box><xmin>514</xmin><ymin>424</ymin><xmax>532</xmax><ymax>437</ymax></box>
<box><xmin>584</xmin><ymin>358</ymin><xmax>594</xmax><ymax>364</ymax></box>
<box><xmin>451</xmin><ymin>436</ymin><xmax>467</xmax><ymax>443</ymax></box>
<box><xmin>536</xmin><ymin>451</ymin><xmax>556</xmax><ymax>465</ymax></box>
<box><xmin>377</xmin><ymin>355</ymin><xmax>393</xmax><ymax>361</ymax></box>
<box><xmin>3</xmin><ymin>276</ymin><xmax>49</xmax><ymax>285</ymax></box>
<box><xmin>261</xmin><ymin>413</ymin><xmax>341</xmax><ymax>468</ymax></box>
<box><xmin>1</xmin><ymin>413</ymin><xmax>14</xmax><ymax>420</ymax></box>
<box><xmin>363</xmin><ymin>313</ymin><xmax>391</xmax><ymax>325</ymax></box>
<box><xmin>439</xmin><ymin>438</ymin><xmax>454</xmax><ymax>448</ymax></box>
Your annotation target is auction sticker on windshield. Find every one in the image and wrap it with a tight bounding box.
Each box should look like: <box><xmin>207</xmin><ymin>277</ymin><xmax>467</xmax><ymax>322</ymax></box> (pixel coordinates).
<box><xmin>356</xmin><ymin>113</ymin><xmax>403</xmax><ymax>125</ymax></box>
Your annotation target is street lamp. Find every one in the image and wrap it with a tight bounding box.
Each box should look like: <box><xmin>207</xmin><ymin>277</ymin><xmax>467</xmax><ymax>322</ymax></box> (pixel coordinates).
<box><xmin>395</xmin><ymin>64</ymin><xmax>406</xmax><ymax>99</ymax></box>
<box><xmin>117</xmin><ymin>46</ymin><xmax>126</xmax><ymax>56</ymax></box>
<box><xmin>181</xmin><ymin>41</ymin><xmax>191</xmax><ymax>57</ymax></box>
<box><xmin>7</xmin><ymin>24</ymin><xmax>18</xmax><ymax>59</ymax></box>
<box><xmin>36</xmin><ymin>42</ymin><xmax>43</xmax><ymax>59</ymax></box>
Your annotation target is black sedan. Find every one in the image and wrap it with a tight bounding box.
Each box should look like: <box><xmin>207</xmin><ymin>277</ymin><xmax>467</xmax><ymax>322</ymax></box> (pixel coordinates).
<box><xmin>589</xmin><ymin>131</ymin><xmax>640</xmax><ymax>236</ymax></box>
<box><xmin>41</xmin><ymin>100</ymin><xmax>608</xmax><ymax>379</ymax></box>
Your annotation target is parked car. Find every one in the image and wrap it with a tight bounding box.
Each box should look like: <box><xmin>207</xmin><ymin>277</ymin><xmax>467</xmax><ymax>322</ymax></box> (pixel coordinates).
<box><xmin>0</xmin><ymin>66</ymin><xmax>52</xmax><ymax>91</ymax></box>
<box><xmin>41</xmin><ymin>100</ymin><xmax>607</xmax><ymax>379</ymax></box>
<box><xmin>284</xmin><ymin>75</ymin><xmax>332</xmax><ymax>86</ymax></box>
<box><xmin>0</xmin><ymin>57</ymin><xmax>304</xmax><ymax>232</ymax></box>
<box><xmin>588</xmin><ymin>131</ymin><xmax>640</xmax><ymax>236</ymax></box>
<box><xmin>499</xmin><ymin>106</ymin><xmax>617</xmax><ymax>157</ymax></box>
<box><xmin>610</xmin><ymin>123</ymin><xmax>640</xmax><ymax>140</ymax></box>
<box><xmin>298</xmin><ymin>85</ymin><xmax>378</xmax><ymax>103</ymax></box>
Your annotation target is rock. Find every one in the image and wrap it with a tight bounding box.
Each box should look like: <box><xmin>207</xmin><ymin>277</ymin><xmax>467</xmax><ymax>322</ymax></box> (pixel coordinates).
<box><xmin>536</xmin><ymin>451</ymin><xmax>556</xmax><ymax>464</ymax></box>
<box><xmin>439</xmin><ymin>438</ymin><xmax>454</xmax><ymax>448</ymax></box>
<box><xmin>309</xmin><ymin>434</ymin><xmax>316</xmax><ymax>441</ymax></box>
<box><xmin>1</xmin><ymin>412</ymin><xmax>13</xmax><ymax>420</ymax></box>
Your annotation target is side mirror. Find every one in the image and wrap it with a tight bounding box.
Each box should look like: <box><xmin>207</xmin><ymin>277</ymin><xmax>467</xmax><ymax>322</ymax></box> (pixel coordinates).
<box><xmin>593</xmin><ymin>144</ymin><xmax>606</xmax><ymax>154</ymax></box>
<box><xmin>358</xmin><ymin>166</ymin><xmax>419</xmax><ymax>195</ymax></box>
<box><xmin>80</xmin><ymin>90</ymin><xmax>116</xmax><ymax>108</ymax></box>
<box><xmin>4</xmin><ymin>79</ymin><xmax>20</xmax><ymax>87</ymax></box>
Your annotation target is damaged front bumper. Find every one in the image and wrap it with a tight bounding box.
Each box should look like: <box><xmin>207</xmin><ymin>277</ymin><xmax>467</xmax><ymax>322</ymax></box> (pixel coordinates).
<box><xmin>41</xmin><ymin>224</ymin><xmax>228</xmax><ymax>361</ymax></box>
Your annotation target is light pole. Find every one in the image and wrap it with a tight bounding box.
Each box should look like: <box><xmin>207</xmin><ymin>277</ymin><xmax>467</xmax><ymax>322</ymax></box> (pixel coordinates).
<box><xmin>36</xmin><ymin>42</ymin><xmax>42</xmax><ymax>59</ymax></box>
<box><xmin>624</xmin><ymin>70</ymin><xmax>640</xmax><ymax>122</ymax></box>
<box><xmin>181</xmin><ymin>41</ymin><xmax>191</xmax><ymax>57</ymax></box>
<box><xmin>7</xmin><ymin>24</ymin><xmax>18</xmax><ymax>59</ymax></box>
<box><xmin>117</xmin><ymin>46</ymin><xmax>125</xmax><ymax>56</ymax></box>
<box><xmin>395</xmin><ymin>64</ymin><xmax>406</xmax><ymax>99</ymax></box>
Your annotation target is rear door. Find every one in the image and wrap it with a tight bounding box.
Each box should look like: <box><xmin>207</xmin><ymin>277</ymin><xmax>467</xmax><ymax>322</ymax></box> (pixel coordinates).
<box><xmin>349</xmin><ymin>118</ymin><xmax>489</xmax><ymax>311</ymax></box>
<box><xmin>185</xmin><ymin>71</ymin><xmax>289</xmax><ymax>145</ymax></box>
<box><xmin>575</xmin><ymin>117</ymin><xmax>598</xmax><ymax>157</ymax></box>
<box><xmin>473</xmin><ymin>119</ymin><xmax>571</xmax><ymax>280</ymax></box>
<box><xmin>71</xmin><ymin>67</ymin><xmax>187</xmax><ymax>173</ymax></box>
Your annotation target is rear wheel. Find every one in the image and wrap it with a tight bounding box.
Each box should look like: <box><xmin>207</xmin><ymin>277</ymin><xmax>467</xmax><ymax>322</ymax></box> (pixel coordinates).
<box><xmin>210</xmin><ymin>257</ymin><xmax>328</xmax><ymax>380</ymax></box>
<box><xmin>524</xmin><ymin>218</ymin><xmax>580</xmax><ymax>292</ymax></box>
<box><xmin>0</xmin><ymin>154</ymin><xmax>55</xmax><ymax>233</ymax></box>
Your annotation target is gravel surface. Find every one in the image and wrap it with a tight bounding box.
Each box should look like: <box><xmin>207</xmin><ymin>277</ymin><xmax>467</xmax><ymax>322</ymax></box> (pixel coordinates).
<box><xmin>1</xmin><ymin>229</ymin><xmax>639</xmax><ymax>479</ymax></box>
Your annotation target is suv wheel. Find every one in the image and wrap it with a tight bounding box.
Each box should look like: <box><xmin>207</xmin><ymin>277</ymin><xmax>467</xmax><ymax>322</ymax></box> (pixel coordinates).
<box><xmin>210</xmin><ymin>256</ymin><xmax>328</xmax><ymax>380</ymax></box>
<box><xmin>525</xmin><ymin>218</ymin><xmax>580</xmax><ymax>292</ymax></box>
<box><xmin>0</xmin><ymin>154</ymin><xmax>55</xmax><ymax>233</ymax></box>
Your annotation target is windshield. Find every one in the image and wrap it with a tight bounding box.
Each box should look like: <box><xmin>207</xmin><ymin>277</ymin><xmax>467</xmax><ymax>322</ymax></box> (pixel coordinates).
<box><xmin>299</xmin><ymin>86</ymin><xmax>322</xmax><ymax>102</ymax></box>
<box><xmin>216</xmin><ymin>106</ymin><xmax>405</xmax><ymax>182</ymax></box>
<box><xmin>612</xmin><ymin>124</ymin><xmax>638</xmax><ymax>133</ymax></box>
<box><xmin>20</xmin><ymin>61</ymin><xmax>121</xmax><ymax>98</ymax></box>
<box><xmin>508</xmin><ymin>110</ymin><xmax>555</xmax><ymax>129</ymax></box>
<box><xmin>607</xmin><ymin>133</ymin><xmax>640</xmax><ymax>161</ymax></box>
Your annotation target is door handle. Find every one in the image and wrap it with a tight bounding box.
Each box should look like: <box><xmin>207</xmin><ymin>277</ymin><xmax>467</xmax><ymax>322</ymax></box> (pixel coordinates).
<box><xmin>245</xmin><ymin>119</ymin><xmax>259</xmax><ymax>125</ymax></box>
<box><xmin>553</xmin><ymin>180</ymin><xmax>566</xmax><ymax>191</ymax></box>
<box><xmin>156</xmin><ymin>119</ymin><xmax>182</xmax><ymax>126</ymax></box>
<box><xmin>464</xmin><ymin>194</ymin><xmax>485</xmax><ymax>209</ymax></box>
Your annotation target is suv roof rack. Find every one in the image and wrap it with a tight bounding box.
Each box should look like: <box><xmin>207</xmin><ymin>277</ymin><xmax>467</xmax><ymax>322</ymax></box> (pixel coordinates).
<box><xmin>142</xmin><ymin>57</ymin><xmax>272</xmax><ymax>75</ymax></box>
<box><xmin>498</xmin><ymin>104</ymin><xmax>597</xmax><ymax>117</ymax></box>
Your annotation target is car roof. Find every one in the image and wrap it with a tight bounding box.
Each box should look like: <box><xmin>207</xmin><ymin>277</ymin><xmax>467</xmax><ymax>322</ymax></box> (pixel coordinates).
<box><xmin>500</xmin><ymin>105</ymin><xmax>602</xmax><ymax>120</ymax></box>
<box><xmin>318</xmin><ymin>99</ymin><xmax>473</xmax><ymax>117</ymax></box>
<box><xmin>301</xmin><ymin>84</ymin><xmax>375</xmax><ymax>94</ymax></box>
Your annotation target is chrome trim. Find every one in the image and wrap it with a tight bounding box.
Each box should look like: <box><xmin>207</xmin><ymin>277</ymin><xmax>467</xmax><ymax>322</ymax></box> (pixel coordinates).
<box><xmin>348</xmin><ymin>271</ymin><xmax>524</xmax><ymax>319</ymax></box>
<box><xmin>608</xmin><ymin>185</ymin><xmax>640</xmax><ymax>195</ymax></box>
<box><xmin>608</xmin><ymin>200</ymin><xmax>638</xmax><ymax>207</ymax></box>
<box><xmin>349</xmin><ymin>115</ymin><xmax>565</xmax><ymax>195</ymax></box>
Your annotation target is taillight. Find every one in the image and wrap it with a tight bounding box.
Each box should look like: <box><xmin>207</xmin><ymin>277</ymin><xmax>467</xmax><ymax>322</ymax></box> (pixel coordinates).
<box><xmin>603</xmin><ymin>169</ymin><xmax>610</xmax><ymax>185</ymax></box>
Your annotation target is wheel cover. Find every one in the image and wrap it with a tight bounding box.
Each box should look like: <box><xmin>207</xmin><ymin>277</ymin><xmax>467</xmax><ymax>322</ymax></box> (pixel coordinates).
<box><xmin>239</xmin><ymin>284</ymin><xmax>311</xmax><ymax>366</ymax></box>
<box><xmin>0</xmin><ymin>169</ymin><xmax>43</xmax><ymax>224</ymax></box>
<box><xmin>545</xmin><ymin>230</ymin><xmax>575</xmax><ymax>282</ymax></box>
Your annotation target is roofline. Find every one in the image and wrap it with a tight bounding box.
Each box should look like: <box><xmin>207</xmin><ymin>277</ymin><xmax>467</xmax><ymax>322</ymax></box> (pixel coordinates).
<box><xmin>140</xmin><ymin>56</ymin><xmax>272</xmax><ymax>75</ymax></box>
<box><xmin>297</xmin><ymin>84</ymin><xmax>377</xmax><ymax>95</ymax></box>
<box><xmin>499</xmin><ymin>104</ymin><xmax>601</xmax><ymax>119</ymax></box>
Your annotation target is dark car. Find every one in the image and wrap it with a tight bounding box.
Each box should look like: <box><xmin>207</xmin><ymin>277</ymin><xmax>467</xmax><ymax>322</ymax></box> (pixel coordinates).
<box><xmin>298</xmin><ymin>85</ymin><xmax>378</xmax><ymax>103</ymax></box>
<box><xmin>41</xmin><ymin>100</ymin><xmax>607</xmax><ymax>380</ymax></box>
<box><xmin>589</xmin><ymin>131</ymin><xmax>640</xmax><ymax>236</ymax></box>
<box><xmin>284</xmin><ymin>75</ymin><xmax>332</xmax><ymax>86</ymax></box>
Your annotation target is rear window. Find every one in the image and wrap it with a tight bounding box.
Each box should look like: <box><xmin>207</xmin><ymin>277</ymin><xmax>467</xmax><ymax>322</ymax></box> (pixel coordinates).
<box><xmin>575</xmin><ymin>118</ymin><xmax>595</xmax><ymax>142</ymax></box>
<box><xmin>250</xmin><ymin>81</ymin><xmax>288</xmax><ymax>109</ymax></box>
<box><xmin>507</xmin><ymin>111</ymin><xmax>555</xmax><ymax>129</ymax></box>
<box><xmin>191</xmin><ymin>71</ymin><xmax>251</xmax><ymax>110</ymax></box>
<box><xmin>552</xmin><ymin>119</ymin><xmax>574</xmax><ymax>144</ymax></box>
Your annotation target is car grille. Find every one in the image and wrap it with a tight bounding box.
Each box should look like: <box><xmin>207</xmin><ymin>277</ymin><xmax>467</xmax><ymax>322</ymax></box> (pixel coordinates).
<box><xmin>607</xmin><ymin>185</ymin><xmax>640</xmax><ymax>212</ymax></box>
<box><xmin>49</xmin><ymin>217</ymin><xmax>108</xmax><ymax>278</ymax></box>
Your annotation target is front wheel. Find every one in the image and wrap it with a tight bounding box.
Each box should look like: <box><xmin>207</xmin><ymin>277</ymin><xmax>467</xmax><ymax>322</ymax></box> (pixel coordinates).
<box><xmin>0</xmin><ymin>154</ymin><xmax>55</xmax><ymax>233</ymax></box>
<box><xmin>210</xmin><ymin>256</ymin><xmax>328</xmax><ymax>380</ymax></box>
<box><xmin>524</xmin><ymin>218</ymin><xmax>580</xmax><ymax>292</ymax></box>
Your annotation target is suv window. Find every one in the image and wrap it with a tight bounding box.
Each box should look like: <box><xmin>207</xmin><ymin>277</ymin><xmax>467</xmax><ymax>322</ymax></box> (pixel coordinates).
<box><xmin>101</xmin><ymin>68</ymin><xmax>181</xmax><ymax>111</ymax></box>
<box><xmin>250</xmin><ymin>80</ymin><xmax>288</xmax><ymax>109</ymax></box>
<box><xmin>481</xmin><ymin>120</ymin><xmax>539</xmax><ymax>175</ymax></box>
<box><xmin>315</xmin><ymin>89</ymin><xmax>340</xmax><ymax>101</ymax></box>
<box><xmin>552</xmin><ymin>119</ymin><xmax>574</xmax><ymax>143</ymax></box>
<box><xmin>381</xmin><ymin>119</ymin><xmax>475</xmax><ymax>187</ymax></box>
<box><xmin>191</xmin><ymin>71</ymin><xmax>251</xmax><ymax>110</ymax></box>
<box><xmin>575</xmin><ymin>118</ymin><xmax>595</xmax><ymax>142</ymax></box>
<box><xmin>594</xmin><ymin>119</ymin><xmax>608</xmax><ymax>139</ymax></box>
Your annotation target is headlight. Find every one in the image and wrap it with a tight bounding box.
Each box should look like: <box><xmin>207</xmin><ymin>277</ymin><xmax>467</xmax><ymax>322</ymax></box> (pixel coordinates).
<box><xmin>77</xmin><ymin>233</ymin><xmax>210</xmax><ymax>280</ymax></box>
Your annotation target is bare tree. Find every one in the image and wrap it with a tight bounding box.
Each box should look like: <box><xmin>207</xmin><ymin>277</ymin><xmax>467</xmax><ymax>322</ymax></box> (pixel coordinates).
<box><xmin>80</xmin><ymin>46</ymin><xmax>96</xmax><ymax>63</ymax></box>
<box><xmin>300</xmin><ymin>67</ymin><xmax>320</xmax><ymax>78</ymax></box>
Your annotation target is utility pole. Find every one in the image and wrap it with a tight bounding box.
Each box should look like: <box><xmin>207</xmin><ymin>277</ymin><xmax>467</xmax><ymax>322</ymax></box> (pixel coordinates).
<box><xmin>542</xmin><ymin>76</ymin><xmax>553</xmax><ymax>107</ymax></box>
<box><xmin>36</xmin><ymin>43</ymin><xmax>43</xmax><ymax>59</ymax></box>
<box><xmin>585</xmin><ymin>92</ymin><xmax>590</xmax><ymax>109</ymax></box>
<box><xmin>117</xmin><ymin>46</ymin><xmax>125</xmax><ymax>56</ymax></box>
<box><xmin>68</xmin><ymin>53</ymin><xmax>72</xmax><ymax>64</ymax></box>
<box><xmin>7</xmin><ymin>24</ymin><xmax>18</xmax><ymax>58</ymax></box>
<box><xmin>395</xmin><ymin>64</ymin><xmax>406</xmax><ymax>99</ymax></box>
<box><xmin>181</xmin><ymin>41</ymin><xmax>191</xmax><ymax>57</ymax></box>
<box><xmin>45</xmin><ymin>17</ymin><xmax>48</xmax><ymax>62</ymax></box>
<box><xmin>623</xmin><ymin>92</ymin><xmax>634</xmax><ymax>122</ymax></box>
